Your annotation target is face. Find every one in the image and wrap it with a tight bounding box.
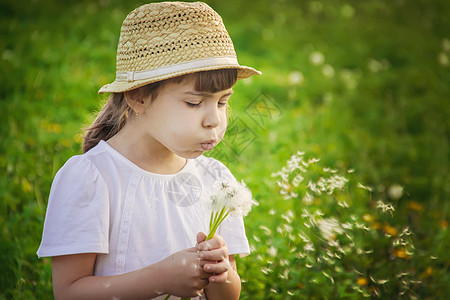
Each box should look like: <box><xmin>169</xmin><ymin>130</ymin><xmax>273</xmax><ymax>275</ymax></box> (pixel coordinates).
<box><xmin>137</xmin><ymin>77</ymin><xmax>233</xmax><ymax>159</ymax></box>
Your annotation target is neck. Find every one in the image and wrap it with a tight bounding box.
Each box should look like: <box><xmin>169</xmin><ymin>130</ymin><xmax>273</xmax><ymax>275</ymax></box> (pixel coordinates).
<box><xmin>106</xmin><ymin>119</ymin><xmax>186</xmax><ymax>175</ymax></box>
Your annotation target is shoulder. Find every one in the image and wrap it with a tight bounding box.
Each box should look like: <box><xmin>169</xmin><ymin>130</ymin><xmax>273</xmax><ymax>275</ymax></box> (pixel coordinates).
<box><xmin>52</xmin><ymin>142</ymin><xmax>109</xmax><ymax>189</ymax></box>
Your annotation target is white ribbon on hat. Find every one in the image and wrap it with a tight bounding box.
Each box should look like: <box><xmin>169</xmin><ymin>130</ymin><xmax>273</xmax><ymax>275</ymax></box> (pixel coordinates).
<box><xmin>115</xmin><ymin>56</ymin><xmax>240</xmax><ymax>82</ymax></box>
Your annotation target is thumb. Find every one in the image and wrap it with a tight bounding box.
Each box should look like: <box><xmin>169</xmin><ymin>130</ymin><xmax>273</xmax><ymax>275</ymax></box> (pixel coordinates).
<box><xmin>196</xmin><ymin>232</ymin><xmax>207</xmax><ymax>247</ymax></box>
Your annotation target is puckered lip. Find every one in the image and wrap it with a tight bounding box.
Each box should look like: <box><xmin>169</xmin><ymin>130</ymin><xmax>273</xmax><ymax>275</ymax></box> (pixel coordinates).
<box><xmin>200</xmin><ymin>139</ymin><xmax>217</xmax><ymax>151</ymax></box>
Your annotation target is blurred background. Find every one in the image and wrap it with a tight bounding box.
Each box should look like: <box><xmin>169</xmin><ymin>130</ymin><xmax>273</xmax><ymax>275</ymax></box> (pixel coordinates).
<box><xmin>1</xmin><ymin>0</ymin><xmax>448</xmax><ymax>298</ymax></box>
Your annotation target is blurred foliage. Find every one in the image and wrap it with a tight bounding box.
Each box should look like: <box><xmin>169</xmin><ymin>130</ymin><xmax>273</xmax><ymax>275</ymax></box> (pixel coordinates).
<box><xmin>0</xmin><ymin>0</ymin><xmax>449</xmax><ymax>298</ymax></box>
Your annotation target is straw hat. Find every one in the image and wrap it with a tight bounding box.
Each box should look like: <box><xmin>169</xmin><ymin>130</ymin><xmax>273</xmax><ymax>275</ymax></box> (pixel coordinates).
<box><xmin>99</xmin><ymin>1</ymin><xmax>261</xmax><ymax>94</ymax></box>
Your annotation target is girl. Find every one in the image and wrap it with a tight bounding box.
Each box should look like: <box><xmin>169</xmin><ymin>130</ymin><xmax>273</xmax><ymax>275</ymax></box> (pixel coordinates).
<box><xmin>37</xmin><ymin>2</ymin><xmax>261</xmax><ymax>300</ymax></box>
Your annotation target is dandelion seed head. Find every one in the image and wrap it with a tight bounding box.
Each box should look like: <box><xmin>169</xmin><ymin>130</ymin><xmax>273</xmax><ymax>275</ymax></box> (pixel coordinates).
<box><xmin>388</xmin><ymin>184</ymin><xmax>403</xmax><ymax>200</ymax></box>
<box><xmin>309</xmin><ymin>51</ymin><xmax>325</xmax><ymax>66</ymax></box>
<box><xmin>288</xmin><ymin>71</ymin><xmax>305</xmax><ymax>85</ymax></box>
<box><xmin>438</xmin><ymin>52</ymin><xmax>449</xmax><ymax>66</ymax></box>
<box><xmin>442</xmin><ymin>38</ymin><xmax>450</xmax><ymax>51</ymax></box>
<box><xmin>322</xmin><ymin>64</ymin><xmax>335</xmax><ymax>78</ymax></box>
<box><xmin>207</xmin><ymin>180</ymin><xmax>257</xmax><ymax>218</ymax></box>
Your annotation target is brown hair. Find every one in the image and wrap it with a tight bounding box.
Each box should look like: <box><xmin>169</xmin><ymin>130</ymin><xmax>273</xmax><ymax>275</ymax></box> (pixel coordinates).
<box><xmin>83</xmin><ymin>69</ymin><xmax>238</xmax><ymax>153</ymax></box>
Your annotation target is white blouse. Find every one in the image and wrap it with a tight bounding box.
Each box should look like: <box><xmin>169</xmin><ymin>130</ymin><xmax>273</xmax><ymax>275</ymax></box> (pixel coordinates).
<box><xmin>37</xmin><ymin>140</ymin><xmax>250</xmax><ymax>280</ymax></box>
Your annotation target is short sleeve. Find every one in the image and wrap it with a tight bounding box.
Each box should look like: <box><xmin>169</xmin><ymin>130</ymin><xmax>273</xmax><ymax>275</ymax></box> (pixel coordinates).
<box><xmin>37</xmin><ymin>156</ymin><xmax>110</xmax><ymax>257</ymax></box>
<box><xmin>218</xmin><ymin>215</ymin><xmax>250</xmax><ymax>257</ymax></box>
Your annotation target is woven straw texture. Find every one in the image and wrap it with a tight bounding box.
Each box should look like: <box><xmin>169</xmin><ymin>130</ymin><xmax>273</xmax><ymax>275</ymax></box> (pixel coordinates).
<box><xmin>99</xmin><ymin>1</ymin><xmax>261</xmax><ymax>93</ymax></box>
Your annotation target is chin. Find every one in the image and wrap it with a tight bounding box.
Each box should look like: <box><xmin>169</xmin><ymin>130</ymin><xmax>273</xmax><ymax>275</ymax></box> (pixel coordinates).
<box><xmin>178</xmin><ymin>150</ymin><xmax>204</xmax><ymax>159</ymax></box>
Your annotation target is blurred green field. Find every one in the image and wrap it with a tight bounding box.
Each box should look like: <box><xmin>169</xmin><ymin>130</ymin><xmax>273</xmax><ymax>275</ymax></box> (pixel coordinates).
<box><xmin>1</xmin><ymin>0</ymin><xmax>449</xmax><ymax>298</ymax></box>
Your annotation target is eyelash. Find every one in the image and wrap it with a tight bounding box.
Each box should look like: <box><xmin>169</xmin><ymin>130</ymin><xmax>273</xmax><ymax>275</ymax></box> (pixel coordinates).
<box><xmin>185</xmin><ymin>101</ymin><xmax>228</xmax><ymax>108</ymax></box>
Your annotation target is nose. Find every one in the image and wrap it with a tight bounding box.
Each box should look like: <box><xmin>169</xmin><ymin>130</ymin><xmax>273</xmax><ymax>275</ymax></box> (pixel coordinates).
<box><xmin>202</xmin><ymin>105</ymin><xmax>221</xmax><ymax>128</ymax></box>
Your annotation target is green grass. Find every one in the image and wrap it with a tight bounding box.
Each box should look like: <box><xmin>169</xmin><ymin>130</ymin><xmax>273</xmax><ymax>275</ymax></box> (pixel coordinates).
<box><xmin>1</xmin><ymin>0</ymin><xmax>449</xmax><ymax>298</ymax></box>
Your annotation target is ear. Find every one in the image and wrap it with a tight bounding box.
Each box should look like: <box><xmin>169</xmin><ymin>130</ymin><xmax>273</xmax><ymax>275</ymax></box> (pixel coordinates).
<box><xmin>124</xmin><ymin>88</ymin><xmax>147</xmax><ymax>115</ymax></box>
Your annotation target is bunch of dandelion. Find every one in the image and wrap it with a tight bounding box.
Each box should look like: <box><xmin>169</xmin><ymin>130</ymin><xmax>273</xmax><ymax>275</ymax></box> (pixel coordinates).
<box><xmin>165</xmin><ymin>181</ymin><xmax>256</xmax><ymax>300</ymax></box>
<box><xmin>206</xmin><ymin>181</ymin><xmax>257</xmax><ymax>240</ymax></box>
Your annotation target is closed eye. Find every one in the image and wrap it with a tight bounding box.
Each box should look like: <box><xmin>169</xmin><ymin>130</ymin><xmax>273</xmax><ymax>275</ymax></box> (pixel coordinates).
<box><xmin>186</xmin><ymin>102</ymin><xmax>201</xmax><ymax>108</ymax></box>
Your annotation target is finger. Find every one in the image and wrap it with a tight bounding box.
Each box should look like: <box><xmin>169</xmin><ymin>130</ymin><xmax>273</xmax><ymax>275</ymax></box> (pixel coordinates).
<box><xmin>196</xmin><ymin>232</ymin><xmax>207</xmax><ymax>246</ymax></box>
<box><xmin>198</xmin><ymin>259</ymin><xmax>217</xmax><ymax>268</ymax></box>
<box><xmin>203</xmin><ymin>260</ymin><xmax>231</xmax><ymax>274</ymax></box>
<box><xmin>197</xmin><ymin>235</ymin><xmax>225</xmax><ymax>251</ymax></box>
<box><xmin>198</xmin><ymin>247</ymin><xmax>228</xmax><ymax>261</ymax></box>
<box><xmin>209</xmin><ymin>271</ymin><xmax>229</xmax><ymax>284</ymax></box>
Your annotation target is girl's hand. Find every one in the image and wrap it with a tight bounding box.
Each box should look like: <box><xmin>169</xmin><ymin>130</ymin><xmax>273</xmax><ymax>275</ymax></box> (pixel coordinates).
<box><xmin>196</xmin><ymin>232</ymin><xmax>232</xmax><ymax>284</ymax></box>
<box><xmin>159</xmin><ymin>247</ymin><xmax>211</xmax><ymax>298</ymax></box>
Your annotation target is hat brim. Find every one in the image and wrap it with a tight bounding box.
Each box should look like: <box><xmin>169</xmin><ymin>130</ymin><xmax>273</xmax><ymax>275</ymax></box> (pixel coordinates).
<box><xmin>98</xmin><ymin>65</ymin><xmax>261</xmax><ymax>94</ymax></box>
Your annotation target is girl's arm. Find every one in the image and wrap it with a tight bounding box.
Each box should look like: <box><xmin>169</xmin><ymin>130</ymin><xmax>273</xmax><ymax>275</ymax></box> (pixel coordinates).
<box><xmin>196</xmin><ymin>233</ymin><xmax>242</xmax><ymax>300</ymax></box>
<box><xmin>52</xmin><ymin>248</ymin><xmax>210</xmax><ymax>300</ymax></box>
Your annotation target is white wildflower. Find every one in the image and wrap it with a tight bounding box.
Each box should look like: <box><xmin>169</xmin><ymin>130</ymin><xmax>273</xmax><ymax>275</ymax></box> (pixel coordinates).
<box><xmin>322</xmin><ymin>271</ymin><xmax>334</xmax><ymax>283</ymax></box>
<box><xmin>282</xmin><ymin>210</ymin><xmax>294</xmax><ymax>223</ymax></box>
<box><xmin>326</xmin><ymin>175</ymin><xmax>348</xmax><ymax>193</ymax></box>
<box><xmin>303</xmin><ymin>192</ymin><xmax>314</xmax><ymax>204</ymax></box>
<box><xmin>283</xmin><ymin>224</ymin><xmax>293</xmax><ymax>233</ymax></box>
<box><xmin>308</xmin><ymin>180</ymin><xmax>322</xmax><ymax>194</ymax></box>
<box><xmin>307</xmin><ymin>157</ymin><xmax>320</xmax><ymax>164</ymax></box>
<box><xmin>298</xmin><ymin>231</ymin><xmax>310</xmax><ymax>243</ymax></box>
<box><xmin>304</xmin><ymin>243</ymin><xmax>315</xmax><ymax>252</ymax></box>
<box><xmin>376</xmin><ymin>200</ymin><xmax>395</xmax><ymax>215</ymax></box>
<box><xmin>357</xmin><ymin>182</ymin><xmax>373</xmax><ymax>192</ymax></box>
<box><xmin>400</xmin><ymin>227</ymin><xmax>413</xmax><ymax>237</ymax></box>
<box><xmin>317</xmin><ymin>217</ymin><xmax>343</xmax><ymax>240</ymax></box>
<box><xmin>267</xmin><ymin>246</ymin><xmax>277</xmax><ymax>257</ymax></box>
<box><xmin>337</xmin><ymin>199</ymin><xmax>349</xmax><ymax>208</ymax></box>
<box><xmin>259</xmin><ymin>225</ymin><xmax>272</xmax><ymax>235</ymax></box>
<box><xmin>292</xmin><ymin>173</ymin><xmax>304</xmax><ymax>187</ymax></box>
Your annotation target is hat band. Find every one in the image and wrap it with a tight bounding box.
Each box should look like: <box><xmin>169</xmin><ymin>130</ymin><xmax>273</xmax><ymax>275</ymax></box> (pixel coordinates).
<box><xmin>116</xmin><ymin>56</ymin><xmax>240</xmax><ymax>82</ymax></box>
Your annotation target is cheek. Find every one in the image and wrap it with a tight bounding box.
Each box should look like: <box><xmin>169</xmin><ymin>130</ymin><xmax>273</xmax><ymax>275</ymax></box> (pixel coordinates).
<box><xmin>217</xmin><ymin>115</ymin><xmax>228</xmax><ymax>139</ymax></box>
